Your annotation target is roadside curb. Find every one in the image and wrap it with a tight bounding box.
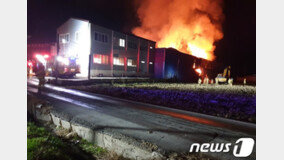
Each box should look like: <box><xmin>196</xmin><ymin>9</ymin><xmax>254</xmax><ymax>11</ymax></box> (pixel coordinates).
<box><xmin>29</xmin><ymin>96</ymin><xmax>165</xmax><ymax>160</ymax></box>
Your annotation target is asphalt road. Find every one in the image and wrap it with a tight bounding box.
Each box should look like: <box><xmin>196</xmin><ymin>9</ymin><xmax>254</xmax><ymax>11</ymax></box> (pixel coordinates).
<box><xmin>27</xmin><ymin>78</ymin><xmax>256</xmax><ymax>160</ymax></box>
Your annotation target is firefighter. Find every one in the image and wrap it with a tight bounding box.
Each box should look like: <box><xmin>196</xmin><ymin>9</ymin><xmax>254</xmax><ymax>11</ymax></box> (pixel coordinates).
<box><xmin>223</xmin><ymin>66</ymin><xmax>231</xmax><ymax>79</ymax></box>
<box><xmin>203</xmin><ymin>75</ymin><xmax>209</xmax><ymax>84</ymax></box>
<box><xmin>35</xmin><ymin>62</ymin><xmax>46</xmax><ymax>94</ymax></box>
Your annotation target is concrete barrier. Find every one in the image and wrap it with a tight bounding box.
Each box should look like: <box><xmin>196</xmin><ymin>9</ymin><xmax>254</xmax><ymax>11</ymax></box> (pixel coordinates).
<box><xmin>28</xmin><ymin>97</ymin><xmax>164</xmax><ymax>160</ymax></box>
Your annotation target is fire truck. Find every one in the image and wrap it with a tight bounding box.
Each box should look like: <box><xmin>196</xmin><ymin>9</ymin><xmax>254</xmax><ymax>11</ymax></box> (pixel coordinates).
<box><xmin>52</xmin><ymin>55</ymin><xmax>80</xmax><ymax>78</ymax></box>
<box><xmin>30</xmin><ymin>54</ymin><xmax>80</xmax><ymax>78</ymax></box>
<box><xmin>28</xmin><ymin>43</ymin><xmax>81</xmax><ymax>78</ymax></box>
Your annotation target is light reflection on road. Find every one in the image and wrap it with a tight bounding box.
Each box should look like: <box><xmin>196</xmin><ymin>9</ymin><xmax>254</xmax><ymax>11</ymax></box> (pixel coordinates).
<box><xmin>28</xmin><ymin>85</ymin><xmax>100</xmax><ymax>110</ymax></box>
<box><xmin>46</xmin><ymin>93</ymin><xmax>95</xmax><ymax>109</ymax></box>
<box><xmin>28</xmin><ymin>79</ymin><xmax>104</xmax><ymax>101</ymax></box>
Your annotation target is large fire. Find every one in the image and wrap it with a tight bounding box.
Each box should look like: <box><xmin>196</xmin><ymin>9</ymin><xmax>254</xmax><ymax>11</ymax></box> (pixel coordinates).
<box><xmin>132</xmin><ymin>0</ymin><xmax>224</xmax><ymax>61</ymax></box>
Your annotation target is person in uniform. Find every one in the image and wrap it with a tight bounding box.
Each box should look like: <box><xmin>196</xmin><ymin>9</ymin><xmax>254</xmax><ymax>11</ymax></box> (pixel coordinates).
<box><xmin>35</xmin><ymin>63</ymin><xmax>46</xmax><ymax>94</ymax></box>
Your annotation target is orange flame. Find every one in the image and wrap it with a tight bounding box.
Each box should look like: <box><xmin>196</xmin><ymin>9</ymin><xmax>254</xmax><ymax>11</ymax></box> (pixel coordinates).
<box><xmin>132</xmin><ymin>0</ymin><xmax>224</xmax><ymax>61</ymax></box>
<box><xmin>195</xmin><ymin>68</ymin><xmax>202</xmax><ymax>75</ymax></box>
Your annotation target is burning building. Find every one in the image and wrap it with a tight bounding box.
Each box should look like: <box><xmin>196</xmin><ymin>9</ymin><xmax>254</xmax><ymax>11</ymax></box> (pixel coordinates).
<box><xmin>52</xmin><ymin>8</ymin><xmax>220</xmax><ymax>80</ymax></box>
<box><xmin>154</xmin><ymin>48</ymin><xmax>214</xmax><ymax>82</ymax></box>
<box><xmin>130</xmin><ymin>0</ymin><xmax>224</xmax><ymax>82</ymax></box>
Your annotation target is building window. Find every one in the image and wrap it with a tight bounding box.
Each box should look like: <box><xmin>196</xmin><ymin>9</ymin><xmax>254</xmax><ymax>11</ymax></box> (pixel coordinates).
<box><xmin>98</xmin><ymin>34</ymin><xmax>101</xmax><ymax>41</ymax></box>
<box><xmin>119</xmin><ymin>39</ymin><xmax>125</xmax><ymax>47</ymax></box>
<box><xmin>95</xmin><ymin>33</ymin><xmax>98</xmax><ymax>41</ymax></box>
<box><xmin>127</xmin><ymin>59</ymin><xmax>137</xmax><ymax>67</ymax></box>
<box><xmin>93</xmin><ymin>54</ymin><xmax>109</xmax><ymax>64</ymax></box>
<box><xmin>140</xmin><ymin>45</ymin><xmax>147</xmax><ymax>51</ymax></box>
<box><xmin>128</xmin><ymin>41</ymin><xmax>137</xmax><ymax>49</ymax></box>
<box><xmin>75</xmin><ymin>32</ymin><xmax>80</xmax><ymax>41</ymax></box>
<box><xmin>66</xmin><ymin>34</ymin><xmax>69</xmax><ymax>42</ymax></box>
<box><xmin>94</xmin><ymin>32</ymin><xmax>108</xmax><ymax>43</ymax></box>
<box><xmin>113</xmin><ymin>57</ymin><xmax>124</xmax><ymax>66</ymax></box>
<box><xmin>102</xmin><ymin>35</ymin><xmax>104</xmax><ymax>42</ymax></box>
<box><xmin>59</xmin><ymin>34</ymin><xmax>64</xmax><ymax>43</ymax></box>
<box><xmin>59</xmin><ymin>33</ymin><xmax>70</xmax><ymax>44</ymax></box>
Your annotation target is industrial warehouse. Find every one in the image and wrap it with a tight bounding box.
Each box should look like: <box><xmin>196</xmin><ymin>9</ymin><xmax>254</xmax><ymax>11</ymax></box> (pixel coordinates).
<box><xmin>57</xmin><ymin>17</ymin><xmax>156</xmax><ymax>78</ymax></box>
<box><xmin>28</xmin><ymin>18</ymin><xmax>211</xmax><ymax>82</ymax></box>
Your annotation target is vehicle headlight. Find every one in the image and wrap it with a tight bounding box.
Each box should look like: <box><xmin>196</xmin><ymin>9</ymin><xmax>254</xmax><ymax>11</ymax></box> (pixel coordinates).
<box><xmin>57</xmin><ymin>56</ymin><xmax>69</xmax><ymax>65</ymax></box>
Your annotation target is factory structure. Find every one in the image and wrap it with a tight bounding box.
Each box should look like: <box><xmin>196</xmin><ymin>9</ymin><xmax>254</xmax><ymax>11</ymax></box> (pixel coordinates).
<box><xmin>28</xmin><ymin>18</ymin><xmax>212</xmax><ymax>82</ymax></box>
<box><xmin>154</xmin><ymin>48</ymin><xmax>214</xmax><ymax>82</ymax></box>
<box><xmin>57</xmin><ymin>18</ymin><xmax>155</xmax><ymax>78</ymax></box>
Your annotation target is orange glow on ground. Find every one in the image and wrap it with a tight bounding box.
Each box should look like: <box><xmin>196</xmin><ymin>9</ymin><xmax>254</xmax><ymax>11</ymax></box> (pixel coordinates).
<box><xmin>143</xmin><ymin>107</ymin><xmax>222</xmax><ymax>127</ymax></box>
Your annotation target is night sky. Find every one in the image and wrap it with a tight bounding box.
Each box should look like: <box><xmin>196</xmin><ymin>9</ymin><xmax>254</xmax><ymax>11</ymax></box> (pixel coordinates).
<box><xmin>28</xmin><ymin>0</ymin><xmax>256</xmax><ymax>76</ymax></box>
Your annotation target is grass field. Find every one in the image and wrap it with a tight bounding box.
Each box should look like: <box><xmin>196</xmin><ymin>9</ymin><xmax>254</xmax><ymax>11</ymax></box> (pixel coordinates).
<box><xmin>27</xmin><ymin>122</ymin><xmax>118</xmax><ymax>160</ymax></box>
<box><xmin>112</xmin><ymin>83</ymin><xmax>256</xmax><ymax>95</ymax></box>
<box><xmin>70</xmin><ymin>83</ymin><xmax>256</xmax><ymax>123</ymax></box>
